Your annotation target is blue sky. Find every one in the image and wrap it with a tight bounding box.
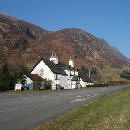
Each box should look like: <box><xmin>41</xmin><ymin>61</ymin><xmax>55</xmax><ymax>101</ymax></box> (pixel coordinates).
<box><xmin>0</xmin><ymin>0</ymin><xmax>130</xmax><ymax>58</ymax></box>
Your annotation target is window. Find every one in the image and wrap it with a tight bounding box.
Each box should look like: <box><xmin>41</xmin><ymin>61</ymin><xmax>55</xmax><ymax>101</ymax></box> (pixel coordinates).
<box><xmin>40</xmin><ymin>69</ymin><xmax>44</xmax><ymax>76</ymax></box>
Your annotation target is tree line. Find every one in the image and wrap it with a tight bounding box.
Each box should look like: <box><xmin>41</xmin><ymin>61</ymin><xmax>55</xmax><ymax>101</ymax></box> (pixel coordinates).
<box><xmin>0</xmin><ymin>59</ymin><xmax>27</xmax><ymax>91</ymax></box>
<box><xmin>81</xmin><ymin>65</ymin><xmax>98</xmax><ymax>80</ymax></box>
<box><xmin>0</xmin><ymin>62</ymin><xmax>98</xmax><ymax>91</ymax></box>
<box><xmin>0</xmin><ymin>59</ymin><xmax>52</xmax><ymax>91</ymax></box>
<box><xmin>120</xmin><ymin>70</ymin><xmax>130</xmax><ymax>80</ymax></box>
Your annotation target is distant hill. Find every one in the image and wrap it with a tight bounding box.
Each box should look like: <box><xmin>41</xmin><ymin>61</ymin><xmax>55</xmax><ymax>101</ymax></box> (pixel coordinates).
<box><xmin>0</xmin><ymin>12</ymin><xmax>129</xmax><ymax>81</ymax></box>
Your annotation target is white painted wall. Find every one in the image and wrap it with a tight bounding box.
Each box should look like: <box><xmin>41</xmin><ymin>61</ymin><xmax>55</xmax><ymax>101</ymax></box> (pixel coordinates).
<box><xmin>66</xmin><ymin>77</ymin><xmax>72</xmax><ymax>89</ymax></box>
<box><xmin>65</xmin><ymin>69</ymin><xmax>69</xmax><ymax>75</ymax></box>
<box><xmin>31</xmin><ymin>60</ymin><xmax>56</xmax><ymax>89</ymax></box>
<box><xmin>56</xmin><ymin>74</ymin><xmax>68</xmax><ymax>89</ymax></box>
<box><xmin>31</xmin><ymin>60</ymin><xmax>92</xmax><ymax>90</ymax></box>
<box><xmin>80</xmin><ymin>78</ymin><xmax>87</xmax><ymax>87</ymax></box>
<box><xmin>72</xmin><ymin>81</ymin><xmax>77</xmax><ymax>89</ymax></box>
<box><xmin>89</xmin><ymin>83</ymin><xmax>94</xmax><ymax>85</ymax></box>
<box><xmin>71</xmin><ymin>70</ymin><xmax>75</xmax><ymax>75</ymax></box>
<box><xmin>80</xmin><ymin>78</ymin><xmax>93</xmax><ymax>87</ymax></box>
<box><xmin>31</xmin><ymin>60</ymin><xmax>55</xmax><ymax>80</ymax></box>
<box><xmin>75</xmin><ymin>70</ymin><xmax>78</xmax><ymax>76</ymax></box>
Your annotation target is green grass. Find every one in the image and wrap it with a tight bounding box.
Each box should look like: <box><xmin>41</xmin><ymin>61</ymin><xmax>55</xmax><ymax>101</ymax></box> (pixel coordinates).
<box><xmin>34</xmin><ymin>87</ymin><xmax>130</xmax><ymax>130</ymax></box>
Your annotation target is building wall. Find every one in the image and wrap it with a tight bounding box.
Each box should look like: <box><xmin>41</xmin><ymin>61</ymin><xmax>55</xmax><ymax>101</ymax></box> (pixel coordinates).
<box><xmin>75</xmin><ymin>70</ymin><xmax>78</xmax><ymax>76</ymax></box>
<box><xmin>66</xmin><ymin>76</ymin><xmax>72</xmax><ymax>89</ymax></box>
<box><xmin>31</xmin><ymin>60</ymin><xmax>56</xmax><ymax>89</ymax></box>
<box><xmin>90</xmin><ymin>83</ymin><xmax>94</xmax><ymax>85</ymax></box>
<box><xmin>31</xmin><ymin>60</ymin><xmax>55</xmax><ymax>80</ymax></box>
<box><xmin>72</xmin><ymin>81</ymin><xmax>77</xmax><ymax>89</ymax></box>
<box><xmin>80</xmin><ymin>78</ymin><xmax>93</xmax><ymax>87</ymax></box>
<box><xmin>64</xmin><ymin>69</ymin><xmax>69</xmax><ymax>75</ymax></box>
<box><xmin>31</xmin><ymin>60</ymin><xmax>92</xmax><ymax>90</ymax></box>
<box><xmin>55</xmin><ymin>74</ymin><xmax>68</xmax><ymax>89</ymax></box>
<box><xmin>64</xmin><ymin>69</ymin><xmax>80</xmax><ymax>89</ymax></box>
<box><xmin>80</xmin><ymin>79</ymin><xmax>87</xmax><ymax>87</ymax></box>
<box><xmin>71</xmin><ymin>70</ymin><xmax>74</xmax><ymax>75</ymax></box>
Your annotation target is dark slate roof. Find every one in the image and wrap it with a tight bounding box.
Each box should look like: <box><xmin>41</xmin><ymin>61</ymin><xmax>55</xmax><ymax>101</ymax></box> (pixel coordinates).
<box><xmin>78</xmin><ymin>70</ymin><xmax>93</xmax><ymax>83</ymax></box>
<box><xmin>71</xmin><ymin>75</ymin><xmax>78</xmax><ymax>81</ymax></box>
<box><xmin>30</xmin><ymin>74</ymin><xmax>44</xmax><ymax>81</ymax></box>
<box><xmin>42</xmin><ymin>59</ymin><xmax>67</xmax><ymax>75</ymax></box>
<box><xmin>31</xmin><ymin>58</ymin><xmax>79</xmax><ymax>76</ymax></box>
<box><xmin>26</xmin><ymin>74</ymin><xmax>43</xmax><ymax>81</ymax></box>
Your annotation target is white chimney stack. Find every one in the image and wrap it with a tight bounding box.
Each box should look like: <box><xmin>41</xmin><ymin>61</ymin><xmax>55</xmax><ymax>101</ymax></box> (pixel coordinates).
<box><xmin>50</xmin><ymin>52</ymin><xmax>58</xmax><ymax>64</ymax></box>
<box><xmin>69</xmin><ymin>57</ymin><xmax>74</xmax><ymax>67</ymax></box>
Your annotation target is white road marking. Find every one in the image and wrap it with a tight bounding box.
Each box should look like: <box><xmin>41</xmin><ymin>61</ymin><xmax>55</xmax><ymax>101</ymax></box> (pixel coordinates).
<box><xmin>86</xmin><ymin>94</ymin><xmax>91</xmax><ymax>97</ymax></box>
<box><xmin>76</xmin><ymin>95</ymin><xmax>83</xmax><ymax>98</ymax></box>
<box><xmin>0</xmin><ymin>107</ymin><xmax>18</xmax><ymax>113</ymax></box>
<box><xmin>71</xmin><ymin>98</ymin><xmax>86</xmax><ymax>103</ymax></box>
<box><xmin>42</xmin><ymin>96</ymin><xmax>47</xmax><ymax>98</ymax></box>
<box><xmin>90</xmin><ymin>94</ymin><xmax>99</xmax><ymax>98</ymax></box>
<box><xmin>69</xmin><ymin>96</ymin><xmax>73</xmax><ymax>99</ymax></box>
<box><xmin>85</xmin><ymin>94</ymin><xmax>99</xmax><ymax>98</ymax></box>
<box><xmin>90</xmin><ymin>95</ymin><xmax>95</xmax><ymax>97</ymax></box>
<box><xmin>6</xmin><ymin>107</ymin><xmax>17</xmax><ymax>112</ymax></box>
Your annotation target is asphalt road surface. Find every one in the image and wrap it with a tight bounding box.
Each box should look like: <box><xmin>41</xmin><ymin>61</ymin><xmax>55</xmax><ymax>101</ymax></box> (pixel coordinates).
<box><xmin>0</xmin><ymin>85</ymin><xmax>129</xmax><ymax>130</ymax></box>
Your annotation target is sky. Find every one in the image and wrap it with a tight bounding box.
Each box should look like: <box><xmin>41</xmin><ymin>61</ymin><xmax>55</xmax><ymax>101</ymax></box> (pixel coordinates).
<box><xmin>0</xmin><ymin>0</ymin><xmax>130</xmax><ymax>58</ymax></box>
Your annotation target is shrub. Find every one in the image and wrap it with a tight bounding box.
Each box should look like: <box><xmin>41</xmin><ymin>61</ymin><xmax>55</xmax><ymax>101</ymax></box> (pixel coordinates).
<box><xmin>30</xmin><ymin>75</ymin><xmax>52</xmax><ymax>90</ymax></box>
<box><xmin>43</xmin><ymin>79</ymin><xmax>52</xmax><ymax>90</ymax></box>
<box><xmin>30</xmin><ymin>74</ymin><xmax>44</xmax><ymax>89</ymax></box>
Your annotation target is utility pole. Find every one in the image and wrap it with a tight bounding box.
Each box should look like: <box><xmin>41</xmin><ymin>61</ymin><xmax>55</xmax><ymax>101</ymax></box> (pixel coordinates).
<box><xmin>89</xmin><ymin>69</ymin><xmax>91</xmax><ymax>79</ymax></box>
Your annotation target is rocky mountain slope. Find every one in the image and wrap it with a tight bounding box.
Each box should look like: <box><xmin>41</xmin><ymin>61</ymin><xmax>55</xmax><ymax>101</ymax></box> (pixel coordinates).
<box><xmin>0</xmin><ymin>12</ymin><xmax>129</xmax><ymax>81</ymax></box>
<box><xmin>41</xmin><ymin>28</ymin><xmax>129</xmax><ymax>67</ymax></box>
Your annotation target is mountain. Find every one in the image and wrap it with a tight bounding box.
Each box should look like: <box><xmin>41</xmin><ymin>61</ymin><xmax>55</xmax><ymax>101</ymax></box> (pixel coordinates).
<box><xmin>0</xmin><ymin>12</ymin><xmax>129</xmax><ymax>81</ymax></box>
<box><xmin>42</xmin><ymin>28</ymin><xmax>129</xmax><ymax>67</ymax></box>
<box><xmin>0</xmin><ymin>12</ymin><xmax>51</xmax><ymax>66</ymax></box>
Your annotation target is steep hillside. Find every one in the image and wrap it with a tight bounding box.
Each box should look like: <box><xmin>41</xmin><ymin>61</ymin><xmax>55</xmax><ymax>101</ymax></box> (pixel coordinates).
<box><xmin>0</xmin><ymin>12</ymin><xmax>52</xmax><ymax>67</ymax></box>
<box><xmin>42</xmin><ymin>28</ymin><xmax>129</xmax><ymax>68</ymax></box>
<box><xmin>0</xmin><ymin>12</ymin><xmax>129</xmax><ymax>81</ymax></box>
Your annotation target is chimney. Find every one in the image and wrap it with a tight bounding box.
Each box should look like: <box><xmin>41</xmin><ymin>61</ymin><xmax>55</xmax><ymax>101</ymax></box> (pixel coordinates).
<box><xmin>50</xmin><ymin>52</ymin><xmax>58</xmax><ymax>64</ymax></box>
<box><xmin>69</xmin><ymin>56</ymin><xmax>74</xmax><ymax>67</ymax></box>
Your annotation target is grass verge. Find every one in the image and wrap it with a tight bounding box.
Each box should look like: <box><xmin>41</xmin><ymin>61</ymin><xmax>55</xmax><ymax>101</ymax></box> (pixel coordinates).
<box><xmin>34</xmin><ymin>87</ymin><xmax>130</xmax><ymax>130</ymax></box>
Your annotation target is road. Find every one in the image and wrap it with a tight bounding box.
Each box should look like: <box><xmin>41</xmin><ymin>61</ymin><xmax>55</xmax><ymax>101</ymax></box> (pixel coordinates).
<box><xmin>0</xmin><ymin>85</ymin><xmax>129</xmax><ymax>130</ymax></box>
